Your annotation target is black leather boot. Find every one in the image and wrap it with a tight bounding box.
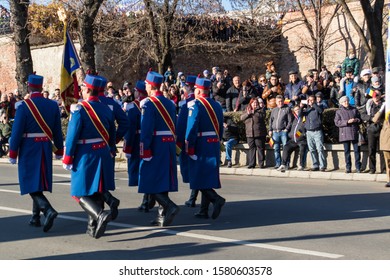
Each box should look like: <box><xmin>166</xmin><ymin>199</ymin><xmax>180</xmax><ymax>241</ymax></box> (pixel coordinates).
<box><xmin>30</xmin><ymin>192</ymin><xmax>58</xmax><ymax>232</ymax></box>
<box><xmin>154</xmin><ymin>193</ymin><xmax>179</xmax><ymax>226</ymax></box>
<box><xmin>29</xmin><ymin>199</ymin><xmax>41</xmax><ymax>227</ymax></box>
<box><xmin>103</xmin><ymin>191</ymin><xmax>120</xmax><ymax>220</ymax></box>
<box><xmin>194</xmin><ymin>192</ymin><xmax>210</xmax><ymax>219</ymax></box>
<box><xmin>148</xmin><ymin>194</ymin><xmax>156</xmax><ymax>210</ymax></box>
<box><xmin>79</xmin><ymin>196</ymin><xmax>112</xmax><ymax>239</ymax></box>
<box><xmin>202</xmin><ymin>189</ymin><xmax>225</xmax><ymax>219</ymax></box>
<box><xmin>86</xmin><ymin>215</ymin><xmax>96</xmax><ymax>237</ymax></box>
<box><xmin>185</xmin><ymin>189</ymin><xmax>199</xmax><ymax>207</ymax></box>
<box><xmin>138</xmin><ymin>194</ymin><xmax>150</xmax><ymax>212</ymax></box>
<box><xmin>150</xmin><ymin>204</ymin><xmax>165</xmax><ymax>226</ymax></box>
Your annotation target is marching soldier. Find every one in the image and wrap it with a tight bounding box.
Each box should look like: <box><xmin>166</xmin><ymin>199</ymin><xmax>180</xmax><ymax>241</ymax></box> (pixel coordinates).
<box><xmin>176</xmin><ymin>75</ymin><xmax>199</xmax><ymax>207</ymax></box>
<box><xmin>96</xmin><ymin>75</ymin><xmax>130</xmax><ymax>220</ymax></box>
<box><xmin>139</xmin><ymin>71</ymin><xmax>179</xmax><ymax>227</ymax></box>
<box><xmin>9</xmin><ymin>74</ymin><xmax>64</xmax><ymax>232</ymax></box>
<box><xmin>185</xmin><ymin>77</ymin><xmax>226</xmax><ymax>219</ymax></box>
<box><xmin>123</xmin><ymin>80</ymin><xmax>155</xmax><ymax>212</ymax></box>
<box><xmin>62</xmin><ymin>74</ymin><xmax>116</xmax><ymax>239</ymax></box>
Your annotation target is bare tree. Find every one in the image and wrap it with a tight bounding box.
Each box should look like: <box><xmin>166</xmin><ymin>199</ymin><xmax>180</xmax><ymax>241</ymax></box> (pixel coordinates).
<box><xmin>59</xmin><ymin>0</ymin><xmax>104</xmax><ymax>74</ymax></box>
<box><xmin>335</xmin><ymin>0</ymin><xmax>385</xmax><ymax>68</ymax></box>
<box><xmin>77</xmin><ymin>0</ymin><xmax>104</xmax><ymax>73</ymax></box>
<box><xmin>294</xmin><ymin>0</ymin><xmax>341</xmax><ymax>69</ymax></box>
<box><xmin>96</xmin><ymin>0</ymin><xmax>280</xmax><ymax>77</ymax></box>
<box><xmin>9</xmin><ymin>0</ymin><xmax>34</xmax><ymax>96</ymax></box>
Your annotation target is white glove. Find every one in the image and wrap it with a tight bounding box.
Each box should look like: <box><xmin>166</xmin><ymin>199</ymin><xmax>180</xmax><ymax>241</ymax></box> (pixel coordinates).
<box><xmin>125</xmin><ymin>153</ymin><xmax>132</xmax><ymax>159</ymax></box>
<box><xmin>379</xmin><ymin>103</ymin><xmax>385</xmax><ymax>113</ymax></box>
<box><xmin>189</xmin><ymin>155</ymin><xmax>198</xmax><ymax>161</ymax></box>
<box><xmin>55</xmin><ymin>155</ymin><xmax>63</xmax><ymax>160</ymax></box>
<box><xmin>143</xmin><ymin>157</ymin><xmax>153</xmax><ymax>161</ymax></box>
<box><xmin>9</xmin><ymin>158</ymin><xmax>16</xmax><ymax>164</ymax></box>
<box><xmin>62</xmin><ymin>163</ymin><xmax>73</xmax><ymax>171</ymax></box>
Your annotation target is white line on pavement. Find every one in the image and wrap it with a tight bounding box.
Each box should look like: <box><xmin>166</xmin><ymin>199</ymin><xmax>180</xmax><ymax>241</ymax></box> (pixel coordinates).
<box><xmin>0</xmin><ymin>206</ymin><xmax>344</xmax><ymax>259</ymax></box>
<box><xmin>0</xmin><ymin>189</ymin><xmax>19</xmax><ymax>194</ymax></box>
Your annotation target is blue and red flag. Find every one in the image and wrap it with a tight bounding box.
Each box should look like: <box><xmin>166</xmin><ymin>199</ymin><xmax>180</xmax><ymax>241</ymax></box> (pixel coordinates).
<box><xmin>60</xmin><ymin>24</ymin><xmax>81</xmax><ymax>115</ymax></box>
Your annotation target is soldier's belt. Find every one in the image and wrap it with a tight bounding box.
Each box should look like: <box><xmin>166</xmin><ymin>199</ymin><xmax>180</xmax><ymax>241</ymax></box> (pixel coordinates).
<box><xmin>153</xmin><ymin>130</ymin><xmax>172</xmax><ymax>136</ymax></box>
<box><xmin>77</xmin><ymin>138</ymin><xmax>104</xmax><ymax>144</ymax></box>
<box><xmin>197</xmin><ymin>131</ymin><xmax>217</xmax><ymax>137</ymax></box>
<box><xmin>23</xmin><ymin>133</ymin><xmax>47</xmax><ymax>138</ymax></box>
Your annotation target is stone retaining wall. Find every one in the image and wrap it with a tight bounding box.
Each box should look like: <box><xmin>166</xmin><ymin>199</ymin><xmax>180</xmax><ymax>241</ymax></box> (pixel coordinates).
<box><xmin>220</xmin><ymin>143</ymin><xmax>385</xmax><ymax>172</ymax></box>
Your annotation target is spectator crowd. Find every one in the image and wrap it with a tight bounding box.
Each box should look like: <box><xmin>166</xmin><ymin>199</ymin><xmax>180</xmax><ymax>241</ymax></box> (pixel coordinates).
<box><xmin>1</xmin><ymin>47</ymin><xmax>388</xmax><ymax>184</ymax></box>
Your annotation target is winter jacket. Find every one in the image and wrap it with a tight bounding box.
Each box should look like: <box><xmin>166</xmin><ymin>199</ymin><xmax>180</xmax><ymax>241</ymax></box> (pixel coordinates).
<box><xmin>223</xmin><ymin>117</ymin><xmax>240</xmax><ymax>141</ymax></box>
<box><xmin>355</xmin><ymin>80</ymin><xmax>371</xmax><ymax>113</ymax></box>
<box><xmin>262</xmin><ymin>83</ymin><xmax>283</xmax><ymax>109</ymax></box>
<box><xmin>288</xmin><ymin>114</ymin><xmax>306</xmax><ymax>143</ymax></box>
<box><xmin>212</xmin><ymin>79</ymin><xmax>228</xmax><ymax>109</ymax></box>
<box><xmin>269</xmin><ymin>105</ymin><xmax>292</xmax><ymax>132</ymax></box>
<box><xmin>226</xmin><ymin>85</ymin><xmax>241</xmax><ymax>112</ymax></box>
<box><xmin>341</xmin><ymin>56</ymin><xmax>360</xmax><ymax>77</ymax></box>
<box><xmin>373</xmin><ymin>110</ymin><xmax>390</xmax><ymax>151</ymax></box>
<box><xmin>236</xmin><ymin>86</ymin><xmax>257</xmax><ymax>111</ymax></box>
<box><xmin>301</xmin><ymin>103</ymin><xmax>323</xmax><ymax>131</ymax></box>
<box><xmin>330</xmin><ymin>84</ymin><xmax>341</xmax><ymax>107</ymax></box>
<box><xmin>284</xmin><ymin>79</ymin><xmax>305</xmax><ymax>104</ymax></box>
<box><xmin>339</xmin><ymin>78</ymin><xmax>356</xmax><ymax>106</ymax></box>
<box><xmin>334</xmin><ymin>105</ymin><xmax>361</xmax><ymax>142</ymax></box>
<box><xmin>241</xmin><ymin>109</ymin><xmax>267</xmax><ymax>138</ymax></box>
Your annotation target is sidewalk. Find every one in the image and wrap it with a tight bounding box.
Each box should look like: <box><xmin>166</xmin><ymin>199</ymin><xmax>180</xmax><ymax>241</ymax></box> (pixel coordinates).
<box><xmin>1</xmin><ymin>157</ymin><xmax>386</xmax><ymax>183</ymax></box>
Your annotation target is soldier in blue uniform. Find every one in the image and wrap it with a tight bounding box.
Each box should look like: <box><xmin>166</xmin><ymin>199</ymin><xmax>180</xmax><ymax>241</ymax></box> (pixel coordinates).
<box><xmin>9</xmin><ymin>74</ymin><xmax>64</xmax><ymax>232</ymax></box>
<box><xmin>123</xmin><ymin>80</ymin><xmax>155</xmax><ymax>212</ymax></box>
<box><xmin>176</xmin><ymin>75</ymin><xmax>199</xmax><ymax>207</ymax></box>
<box><xmin>96</xmin><ymin>75</ymin><xmax>130</xmax><ymax>220</ymax></box>
<box><xmin>139</xmin><ymin>71</ymin><xmax>179</xmax><ymax>227</ymax></box>
<box><xmin>185</xmin><ymin>77</ymin><xmax>226</xmax><ymax>219</ymax></box>
<box><xmin>62</xmin><ymin>75</ymin><xmax>116</xmax><ymax>239</ymax></box>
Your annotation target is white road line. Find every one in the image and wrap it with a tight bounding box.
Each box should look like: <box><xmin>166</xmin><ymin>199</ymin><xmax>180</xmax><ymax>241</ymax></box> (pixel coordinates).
<box><xmin>0</xmin><ymin>206</ymin><xmax>344</xmax><ymax>259</ymax></box>
<box><xmin>53</xmin><ymin>174</ymin><xmax>71</xmax><ymax>178</ymax></box>
<box><xmin>0</xmin><ymin>189</ymin><xmax>19</xmax><ymax>194</ymax></box>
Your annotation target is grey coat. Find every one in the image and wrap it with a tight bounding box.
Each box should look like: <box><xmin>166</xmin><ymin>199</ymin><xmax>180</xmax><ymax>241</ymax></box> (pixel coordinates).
<box><xmin>334</xmin><ymin>105</ymin><xmax>361</xmax><ymax>142</ymax></box>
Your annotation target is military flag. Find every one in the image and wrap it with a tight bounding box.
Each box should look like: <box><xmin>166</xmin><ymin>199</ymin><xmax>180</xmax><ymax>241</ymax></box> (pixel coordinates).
<box><xmin>60</xmin><ymin>24</ymin><xmax>81</xmax><ymax>115</ymax></box>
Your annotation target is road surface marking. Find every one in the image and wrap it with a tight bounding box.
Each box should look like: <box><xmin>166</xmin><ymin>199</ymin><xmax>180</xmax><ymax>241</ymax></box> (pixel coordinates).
<box><xmin>0</xmin><ymin>206</ymin><xmax>344</xmax><ymax>259</ymax></box>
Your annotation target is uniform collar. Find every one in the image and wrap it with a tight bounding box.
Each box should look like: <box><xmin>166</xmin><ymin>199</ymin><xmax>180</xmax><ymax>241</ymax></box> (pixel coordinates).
<box><xmin>30</xmin><ymin>92</ymin><xmax>43</xmax><ymax>98</ymax></box>
<box><xmin>88</xmin><ymin>96</ymin><xmax>99</xmax><ymax>102</ymax></box>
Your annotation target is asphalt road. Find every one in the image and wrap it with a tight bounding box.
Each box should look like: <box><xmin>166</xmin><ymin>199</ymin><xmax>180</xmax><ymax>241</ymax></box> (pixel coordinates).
<box><xmin>1</xmin><ymin>163</ymin><xmax>390</xmax><ymax>260</ymax></box>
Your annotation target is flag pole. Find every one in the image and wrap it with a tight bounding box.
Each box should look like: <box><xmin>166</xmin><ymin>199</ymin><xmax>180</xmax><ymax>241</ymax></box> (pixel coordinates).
<box><xmin>57</xmin><ymin>8</ymin><xmax>85</xmax><ymax>78</ymax></box>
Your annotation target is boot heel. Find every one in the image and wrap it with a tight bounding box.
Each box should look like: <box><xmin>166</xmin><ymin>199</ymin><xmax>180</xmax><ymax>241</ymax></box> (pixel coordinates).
<box><xmin>43</xmin><ymin>209</ymin><xmax>58</xmax><ymax>232</ymax></box>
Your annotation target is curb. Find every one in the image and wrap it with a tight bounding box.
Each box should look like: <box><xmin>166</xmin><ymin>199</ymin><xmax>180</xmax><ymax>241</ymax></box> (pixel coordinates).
<box><xmin>0</xmin><ymin>158</ymin><xmax>386</xmax><ymax>183</ymax></box>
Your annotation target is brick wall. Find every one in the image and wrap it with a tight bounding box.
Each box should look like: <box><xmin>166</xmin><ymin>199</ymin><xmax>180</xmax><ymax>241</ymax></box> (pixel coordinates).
<box><xmin>280</xmin><ymin>1</ymin><xmax>371</xmax><ymax>81</ymax></box>
<box><xmin>0</xmin><ymin>1</ymin><xmax>380</xmax><ymax>93</ymax></box>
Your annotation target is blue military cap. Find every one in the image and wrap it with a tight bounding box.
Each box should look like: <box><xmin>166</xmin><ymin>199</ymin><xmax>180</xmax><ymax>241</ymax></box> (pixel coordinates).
<box><xmin>186</xmin><ymin>75</ymin><xmax>197</xmax><ymax>86</ymax></box>
<box><xmin>28</xmin><ymin>74</ymin><xmax>44</xmax><ymax>89</ymax></box>
<box><xmin>83</xmin><ymin>74</ymin><xmax>100</xmax><ymax>90</ymax></box>
<box><xmin>95</xmin><ymin>75</ymin><xmax>108</xmax><ymax>92</ymax></box>
<box><xmin>135</xmin><ymin>80</ymin><xmax>147</xmax><ymax>94</ymax></box>
<box><xmin>195</xmin><ymin>77</ymin><xmax>211</xmax><ymax>90</ymax></box>
<box><xmin>145</xmin><ymin>71</ymin><xmax>163</xmax><ymax>87</ymax></box>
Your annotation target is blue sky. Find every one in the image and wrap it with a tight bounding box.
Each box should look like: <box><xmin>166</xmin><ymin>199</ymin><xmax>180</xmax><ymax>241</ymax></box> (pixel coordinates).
<box><xmin>222</xmin><ymin>0</ymin><xmax>232</xmax><ymax>11</ymax></box>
